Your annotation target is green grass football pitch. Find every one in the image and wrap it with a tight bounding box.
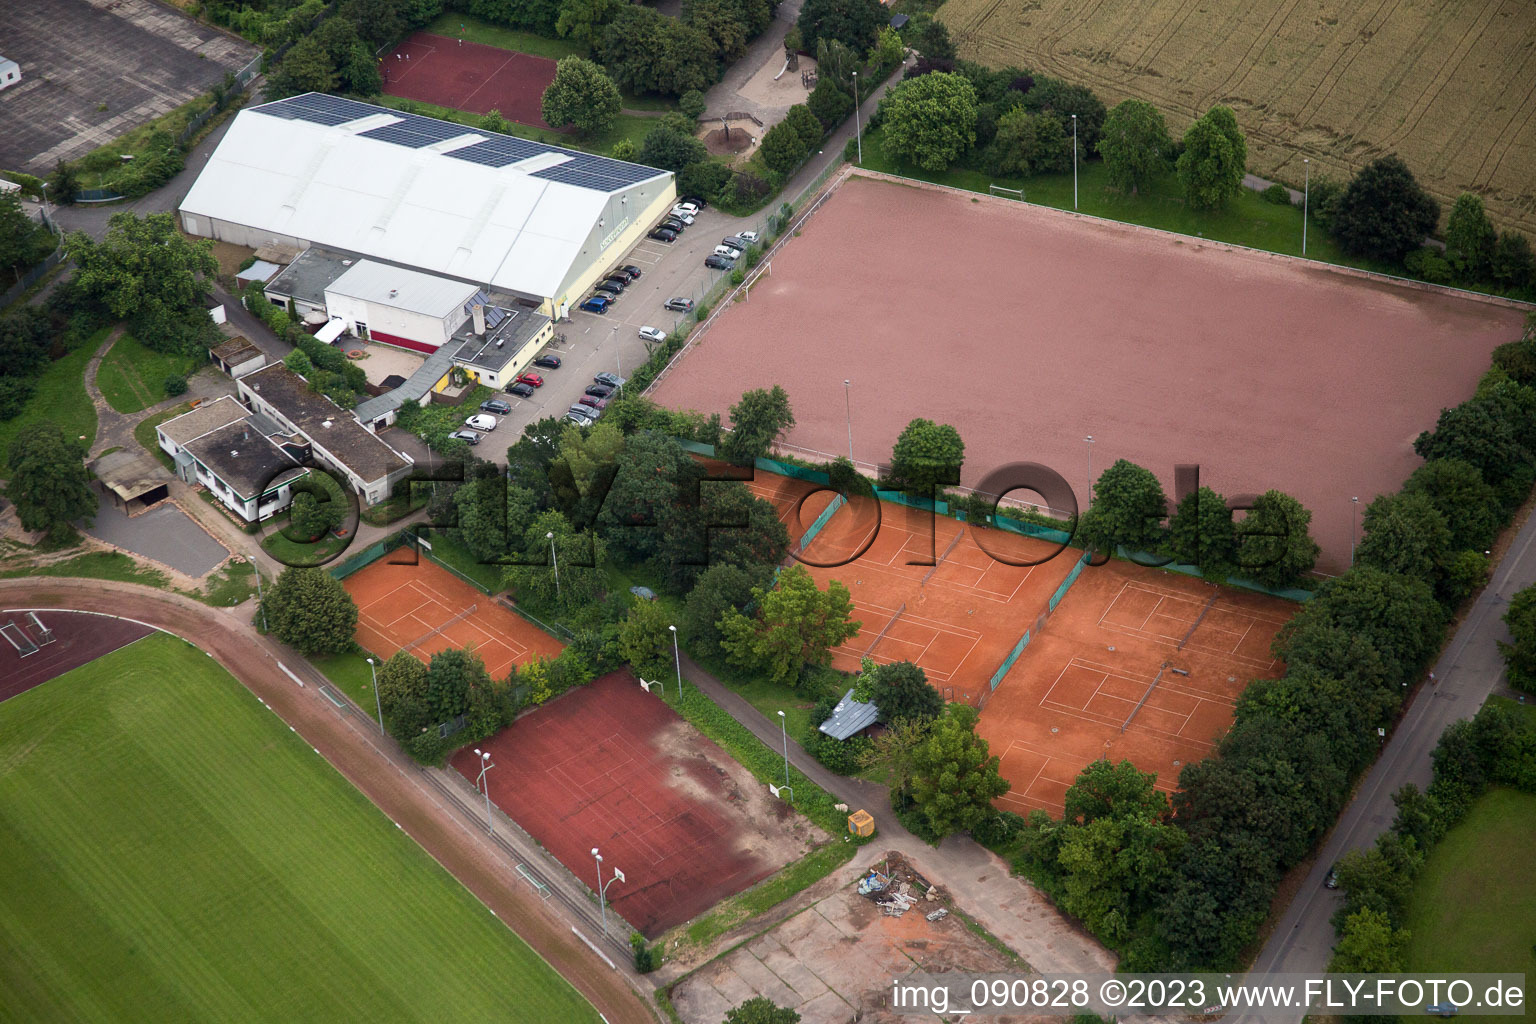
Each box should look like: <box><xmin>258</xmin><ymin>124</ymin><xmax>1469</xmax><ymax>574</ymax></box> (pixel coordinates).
<box><xmin>0</xmin><ymin>632</ymin><xmax>601</xmax><ymax>1023</ymax></box>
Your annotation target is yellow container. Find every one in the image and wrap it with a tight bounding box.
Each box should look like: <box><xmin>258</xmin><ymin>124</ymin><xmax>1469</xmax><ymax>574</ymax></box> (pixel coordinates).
<box><xmin>847</xmin><ymin>810</ymin><xmax>875</xmax><ymax>837</ymax></box>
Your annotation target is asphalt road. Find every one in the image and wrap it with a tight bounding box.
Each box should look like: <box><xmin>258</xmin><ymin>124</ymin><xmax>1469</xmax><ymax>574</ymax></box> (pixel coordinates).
<box><xmin>1234</xmin><ymin>510</ymin><xmax>1536</xmax><ymax>1021</ymax></box>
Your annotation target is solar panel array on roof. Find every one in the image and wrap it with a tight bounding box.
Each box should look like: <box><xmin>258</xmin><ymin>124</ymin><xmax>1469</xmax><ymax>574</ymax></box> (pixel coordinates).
<box><xmin>252</xmin><ymin>94</ymin><xmax>666</xmax><ymax>194</ymax></box>
<box><xmin>463</xmin><ymin>290</ymin><xmax>490</xmax><ymax>315</ymax></box>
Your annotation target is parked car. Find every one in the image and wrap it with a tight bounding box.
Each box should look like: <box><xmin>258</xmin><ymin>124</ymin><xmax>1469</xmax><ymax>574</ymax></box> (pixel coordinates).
<box><xmin>594</xmin><ymin>279</ymin><xmax>624</xmax><ymax>296</ymax></box>
<box><xmin>672</xmin><ymin>201</ymin><xmax>700</xmax><ymax>216</ymax></box>
<box><xmin>722</xmin><ymin>235</ymin><xmax>751</xmax><ymax>251</ymax></box>
<box><xmin>516</xmin><ymin>372</ymin><xmax>544</xmax><ymax>388</ymax></box>
<box><xmin>704</xmin><ymin>254</ymin><xmax>734</xmax><ymax>270</ymax></box>
<box><xmin>668</xmin><ymin>210</ymin><xmax>695</xmax><ymax>226</ymax></box>
<box><xmin>586</xmin><ymin>383</ymin><xmax>615</xmax><ymax>398</ymax></box>
<box><xmin>713</xmin><ymin>244</ymin><xmax>743</xmax><ymax>260</ymax></box>
<box><xmin>737</xmin><ymin>229</ymin><xmax>759</xmax><ymax>244</ymax></box>
<box><xmin>564</xmin><ymin>411</ymin><xmax>593</xmax><ymax>426</ymax></box>
<box><xmin>595</xmin><ymin>371</ymin><xmax>626</xmax><ymax>387</ymax></box>
<box><xmin>449</xmin><ymin>429</ymin><xmax>482</xmax><ymax>445</ymax></box>
<box><xmin>567</xmin><ymin>403</ymin><xmax>598</xmax><ymax>422</ymax></box>
<box><xmin>579</xmin><ymin>295</ymin><xmax>611</xmax><ymax>313</ymax></box>
<box><xmin>678</xmin><ymin>194</ymin><xmax>708</xmax><ymax>209</ymax></box>
<box><xmin>660</xmin><ymin>217</ymin><xmax>687</xmax><ymax>233</ymax></box>
<box><xmin>617</xmin><ymin>265</ymin><xmax>642</xmax><ymax>280</ymax></box>
<box><xmin>480</xmin><ymin>398</ymin><xmax>512</xmax><ymax>414</ymax></box>
<box><xmin>578</xmin><ymin>394</ymin><xmax>609</xmax><ymax>411</ymax></box>
<box><xmin>663</xmin><ymin>296</ymin><xmax>694</xmax><ymax>312</ymax></box>
<box><xmin>1324</xmin><ymin>864</ymin><xmax>1339</xmax><ymax>890</ymax></box>
<box><xmin>638</xmin><ymin>326</ymin><xmax>667</xmax><ymax>343</ymax></box>
<box><xmin>647</xmin><ymin>227</ymin><xmax>677</xmax><ymax>243</ymax></box>
<box><xmin>464</xmin><ymin>413</ymin><xmax>498</xmax><ymax>431</ymax></box>
<box><xmin>507</xmin><ymin>381</ymin><xmax>535</xmax><ymax>398</ymax></box>
<box><xmin>533</xmin><ymin>353</ymin><xmax>562</xmax><ymax>369</ymax></box>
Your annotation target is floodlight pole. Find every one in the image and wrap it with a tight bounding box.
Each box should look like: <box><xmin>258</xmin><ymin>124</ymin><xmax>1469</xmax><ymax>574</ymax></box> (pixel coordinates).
<box><xmin>843</xmin><ymin>380</ymin><xmax>853</xmax><ymax>462</ymax></box>
<box><xmin>367</xmin><ymin>657</ymin><xmax>383</xmax><ymax>733</ymax></box>
<box><xmin>669</xmin><ymin>624</ymin><xmax>681</xmax><ymax>699</ymax></box>
<box><xmin>612</xmin><ymin>324</ymin><xmax>621</xmax><ymax>375</ymax></box>
<box><xmin>591</xmin><ymin>848</ymin><xmax>624</xmax><ymax>939</ymax></box>
<box><xmin>473</xmin><ymin>749</ymin><xmax>494</xmax><ymax>836</ymax></box>
<box><xmin>1084</xmin><ymin>435</ymin><xmax>1095</xmax><ymax>503</ymax></box>
<box><xmin>777</xmin><ymin>710</ymin><xmax>791</xmax><ymax>789</ymax></box>
<box><xmin>1071</xmin><ymin>114</ymin><xmax>1078</xmax><ymax>210</ymax></box>
<box><xmin>547</xmin><ymin>531</ymin><xmax>560</xmax><ymax>600</ymax></box>
<box><xmin>1302</xmin><ymin>158</ymin><xmax>1310</xmax><ymax>256</ymax></box>
<box><xmin>1350</xmin><ymin>496</ymin><xmax>1360</xmax><ymax>565</ymax></box>
<box><xmin>852</xmin><ymin>72</ymin><xmax>862</xmax><ymax>165</ymax></box>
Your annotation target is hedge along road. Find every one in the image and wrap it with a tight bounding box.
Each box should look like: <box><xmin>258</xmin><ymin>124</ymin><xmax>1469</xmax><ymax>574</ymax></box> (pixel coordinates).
<box><xmin>0</xmin><ymin>578</ymin><xmax>660</xmax><ymax>1024</ymax></box>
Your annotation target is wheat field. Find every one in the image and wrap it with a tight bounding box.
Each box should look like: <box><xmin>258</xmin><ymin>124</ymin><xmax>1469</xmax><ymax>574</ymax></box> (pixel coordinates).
<box><xmin>938</xmin><ymin>0</ymin><xmax>1536</xmax><ymax>238</ymax></box>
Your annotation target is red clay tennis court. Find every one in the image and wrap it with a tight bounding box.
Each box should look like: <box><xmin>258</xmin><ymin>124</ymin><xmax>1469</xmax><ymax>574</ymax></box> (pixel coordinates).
<box><xmin>977</xmin><ymin>560</ymin><xmax>1294</xmax><ymax>815</ymax></box>
<box><xmin>0</xmin><ymin>610</ymin><xmax>155</xmax><ymax>703</ymax></box>
<box><xmin>341</xmin><ymin>557</ymin><xmax>563</xmax><ymax>678</ymax></box>
<box><xmin>384</xmin><ymin>31</ymin><xmax>558</xmax><ymax>127</ymax></box>
<box><xmin>451</xmin><ymin>672</ymin><xmax>817</xmax><ymax>937</ymax></box>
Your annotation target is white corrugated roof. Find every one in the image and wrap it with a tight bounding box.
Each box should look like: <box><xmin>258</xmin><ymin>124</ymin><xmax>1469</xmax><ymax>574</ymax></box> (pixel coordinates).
<box><xmin>325</xmin><ymin>260</ymin><xmax>477</xmax><ymax>318</ymax></box>
<box><xmin>179</xmin><ymin>102</ymin><xmax>669</xmax><ymax>299</ymax></box>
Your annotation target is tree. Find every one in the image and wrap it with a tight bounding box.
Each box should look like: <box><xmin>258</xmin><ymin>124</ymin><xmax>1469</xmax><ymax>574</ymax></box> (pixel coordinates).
<box><xmin>783</xmin><ymin>103</ymin><xmax>824</xmax><ymax>152</ymax></box>
<box><xmin>907</xmin><ymin>705</ymin><xmax>1010</xmax><ymax>838</ymax></box>
<box><xmin>505</xmin><ymin>509</ymin><xmax>608</xmax><ymax>611</ymax></box>
<box><xmin>858</xmin><ymin>715</ymin><xmax>932</xmax><ymax>793</ymax></box>
<box><xmin>683</xmin><ymin>0</ymin><xmax>750</xmax><ymax>63</ymax></box>
<box><xmin>1356</xmin><ymin>491</ymin><xmax>1451</xmax><ymax>591</ymax></box>
<box><xmin>1063</xmin><ymin>759</ymin><xmax>1171</xmax><ymax>825</ymax></box>
<box><xmin>759</xmin><ymin>119</ymin><xmax>810</xmax><ymax>175</ymax></box>
<box><xmin>1277</xmin><ymin>568</ymin><xmax>1446</xmax><ymax>685</ymax></box>
<box><xmin>65</xmin><ymin>212</ymin><xmax>219</xmax><ymax>356</ymax></box>
<box><xmin>610</xmin><ymin>139</ymin><xmax>638</xmax><ymax>162</ymax></box>
<box><xmin>1098</xmin><ymin>99</ymin><xmax>1171</xmax><ymax>194</ymax></box>
<box><xmin>49</xmin><ymin>160</ymin><xmax>80</xmax><ymax>206</ymax></box>
<box><xmin>261</xmin><ymin>568</ymin><xmax>358</xmax><ymax>656</ymax></box>
<box><xmin>0</xmin><ymin>307</ymin><xmax>55</xmax><ymax>381</ymax></box>
<box><xmin>655</xmin><ymin>481</ymin><xmax>788</xmax><ymax>590</ymax></box>
<box><xmin>342</xmin><ymin>40</ymin><xmax>383</xmax><ymax>96</ymax></box>
<box><xmin>679</xmin><ymin>89</ymin><xmax>707</xmax><ymax>120</ymax></box>
<box><xmin>1328</xmin><ymin>908</ymin><xmax>1407</xmax><ymax>973</ymax></box>
<box><xmin>0</xmin><ymin>192</ymin><xmax>55</xmax><ymax>273</ymax></box>
<box><xmin>678</xmin><ymin>159</ymin><xmax>732</xmax><ymax>203</ymax></box>
<box><xmin>721</xmin><ymin>385</ymin><xmax>795</xmax><ymax>465</ymax></box>
<box><xmin>1232</xmin><ymin>489</ymin><xmax>1319</xmax><ymax>589</ymax></box>
<box><xmin>1498</xmin><ymin>583</ymin><xmax>1536</xmax><ymax>694</ymax></box>
<box><xmin>1077</xmin><ymin>459</ymin><xmax>1167</xmax><ymax>556</ymax></box>
<box><xmin>541</xmin><ymin>57</ymin><xmax>622</xmax><ymax>137</ymax></box>
<box><xmin>424</xmin><ymin>646</ymin><xmax>490</xmax><ymax>723</ymax></box>
<box><xmin>1403</xmin><ymin>458</ymin><xmax>1500</xmax><ymax>552</ymax></box>
<box><xmin>1165</xmin><ymin>486</ymin><xmax>1237</xmax><ymax>581</ymax></box>
<box><xmin>1491</xmin><ymin>230</ymin><xmax>1534</xmax><ymax>290</ymax></box>
<box><xmin>1443</xmin><ymin>192</ymin><xmax>1496</xmax><ymax>283</ymax></box>
<box><xmin>683</xmin><ymin>561</ymin><xmax>773</xmax><ymax>657</ymax></box>
<box><xmin>985</xmin><ymin>108</ymin><xmax>1069</xmax><ymax>177</ymax></box>
<box><xmin>797</xmin><ymin>0</ymin><xmax>885</xmax><ymax>53</ymax></box>
<box><xmin>618</xmin><ymin>598</ymin><xmax>675</xmax><ymax>681</ymax></box>
<box><xmin>4</xmin><ymin>421</ymin><xmax>96</xmax><ymax>541</ymax></box>
<box><xmin>724</xmin><ymin>997</ymin><xmax>801</xmax><ymax>1024</ymax></box>
<box><xmin>853</xmin><ymin>658</ymin><xmax>944</xmax><ymax>723</ymax></box>
<box><xmin>598</xmin><ymin>431</ymin><xmax>705</xmax><ymax>562</ymax></box>
<box><xmin>1176</xmin><ymin>106</ymin><xmax>1247</xmax><ymax>209</ymax></box>
<box><xmin>556</xmin><ymin>0</ymin><xmax>626</xmax><ymax>48</ymax></box>
<box><xmin>878</xmin><ymin>73</ymin><xmax>977</xmax><ymax>172</ymax></box>
<box><xmin>288</xmin><ymin>488</ymin><xmax>344</xmax><ymax>541</ymax></box>
<box><xmin>1414</xmin><ymin>390</ymin><xmax>1534</xmax><ymax>496</ymax></box>
<box><xmin>717</xmin><ymin>564</ymin><xmax>860</xmax><ymax>685</ymax></box>
<box><xmin>1331</xmin><ymin>155</ymin><xmax>1440</xmax><ymax>263</ymax></box>
<box><xmin>265</xmin><ymin>35</ymin><xmax>340</xmax><ymax>98</ymax></box>
<box><xmin>889</xmin><ymin>417</ymin><xmax>965</xmax><ymax>495</ymax></box>
<box><xmin>1021</xmin><ymin>77</ymin><xmax>1106</xmax><ymax>152</ymax></box>
<box><xmin>477</xmin><ymin>109</ymin><xmax>510</xmax><ymax>134</ymax></box>
<box><xmin>869</xmin><ymin>25</ymin><xmax>904</xmax><ymax>70</ymax></box>
<box><xmin>806</xmin><ymin>79</ymin><xmax>854</xmax><ymax>130</ymax></box>
<box><xmin>594</xmin><ymin>6</ymin><xmax>715</xmax><ymax>98</ymax></box>
<box><xmin>638</xmin><ymin>124</ymin><xmax>709</xmax><ymax>173</ymax></box>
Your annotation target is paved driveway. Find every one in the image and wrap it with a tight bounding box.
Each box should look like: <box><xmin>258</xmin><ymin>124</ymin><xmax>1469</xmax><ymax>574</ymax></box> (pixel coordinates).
<box><xmin>84</xmin><ymin>502</ymin><xmax>229</xmax><ymax>579</ymax></box>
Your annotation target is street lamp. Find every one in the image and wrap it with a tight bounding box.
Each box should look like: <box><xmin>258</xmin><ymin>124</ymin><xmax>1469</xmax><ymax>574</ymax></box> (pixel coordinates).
<box><xmin>612</xmin><ymin>323</ymin><xmax>621</xmax><ymax>376</ymax></box>
<box><xmin>669</xmin><ymin>624</ymin><xmax>681</xmax><ymax>699</ymax></box>
<box><xmin>843</xmin><ymin>379</ymin><xmax>853</xmax><ymax>462</ymax></box>
<box><xmin>851</xmin><ymin>72</ymin><xmax>862</xmax><ymax>165</ymax></box>
<box><xmin>777</xmin><ymin>710</ymin><xmax>791</xmax><ymax>789</ymax></box>
<box><xmin>366</xmin><ymin>657</ymin><xmax>383</xmax><ymax>733</ymax></box>
<box><xmin>473</xmin><ymin>748</ymin><xmax>494</xmax><ymax>836</ymax></box>
<box><xmin>1084</xmin><ymin>435</ymin><xmax>1095</xmax><ymax>504</ymax></box>
<box><xmin>1350</xmin><ymin>496</ymin><xmax>1360</xmax><ymax>565</ymax></box>
<box><xmin>591</xmin><ymin>847</ymin><xmax>625</xmax><ymax>940</ymax></box>
<box><xmin>1302</xmin><ymin>158</ymin><xmax>1310</xmax><ymax>256</ymax></box>
<box><xmin>547</xmin><ymin>530</ymin><xmax>560</xmax><ymax>600</ymax></box>
<box><xmin>1071</xmin><ymin>114</ymin><xmax>1078</xmax><ymax>211</ymax></box>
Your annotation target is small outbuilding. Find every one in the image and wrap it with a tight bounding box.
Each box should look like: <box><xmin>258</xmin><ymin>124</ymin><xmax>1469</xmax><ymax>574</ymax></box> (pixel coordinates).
<box><xmin>210</xmin><ymin>336</ymin><xmax>266</xmax><ymax>378</ymax></box>
<box><xmin>91</xmin><ymin>449</ymin><xmax>170</xmax><ymax>515</ymax></box>
<box><xmin>819</xmin><ymin>688</ymin><xmax>880</xmax><ymax>740</ymax></box>
<box><xmin>0</xmin><ymin>57</ymin><xmax>20</xmax><ymax>92</ymax></box>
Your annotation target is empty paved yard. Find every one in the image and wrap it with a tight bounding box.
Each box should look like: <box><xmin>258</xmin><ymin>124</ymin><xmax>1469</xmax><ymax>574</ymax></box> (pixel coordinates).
<box><xmin>84</xmin><ymin>502</ymin><xmax>228</xmax><ymax>579</ymax></box>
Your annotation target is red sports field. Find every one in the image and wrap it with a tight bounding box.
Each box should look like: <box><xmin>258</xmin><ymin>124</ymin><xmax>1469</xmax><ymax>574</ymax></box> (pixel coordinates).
<box><xmin>977</xmin><ymin>560</ymin><xmax>1294</xmax><ymax>815</ymax></box>
<box><xmin>451</xmin><ymin>672</ymin><xmax>821</xmax><ymax>937</ymax></box>
<box><xmin>341</xmin><ymin>557</ymin><xmax>563</xmax><ymax>678</ymax></box>
<box><xmin>0</xmin><ymin>610</ymin><xmax>154</xmax><ymax>703</ymax></box>
<box><xmin>650</xmin><ymin>172</ymin><xmax>1530</xmax><ymax>573</ymax></box>
<box><xmin>384</xmin><ymin>31</ymin><xmax>557</xmax><ymax>128</ymax></box>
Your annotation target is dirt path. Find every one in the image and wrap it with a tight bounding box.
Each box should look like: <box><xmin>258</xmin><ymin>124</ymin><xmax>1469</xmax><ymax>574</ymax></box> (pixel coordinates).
<box><xmin>0</xmin><ymin>578</ymin><xmax>660</xmax><ymax>1024</ymax></box>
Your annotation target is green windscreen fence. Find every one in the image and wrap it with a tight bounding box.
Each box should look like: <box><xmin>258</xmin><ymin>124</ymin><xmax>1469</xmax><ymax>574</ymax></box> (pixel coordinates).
<box><xmin>327</xmin><ymin>531</ymin><xmax>408</xmax><ymax>580</ymax></box>
<box><xmin>989</xmin><ymin>551</ymin><xmax>1092</xmax><ymax>691</ymax></box>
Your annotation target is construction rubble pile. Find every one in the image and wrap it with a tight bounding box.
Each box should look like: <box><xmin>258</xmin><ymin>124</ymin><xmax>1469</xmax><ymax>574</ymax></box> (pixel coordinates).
<box><xmin>857</xmin><ymin>852</ymin><xmax>949</xmax><ymax>920</ymax></box>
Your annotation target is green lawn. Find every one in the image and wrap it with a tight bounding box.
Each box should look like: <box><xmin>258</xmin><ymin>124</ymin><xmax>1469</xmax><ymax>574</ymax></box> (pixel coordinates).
<box><xmin>0</xmin><ymin>633</ymin><xmax>601</xmax><ymax>1023</ymax></box>
<box><xmin>420</xmin><ymin>529</ymin><xmax>504</xmax><ymax>594</ymax></box>
<box><xmin>0</xmin><ymin>550</ymin><xmax>169</xmax><ymax>589</ymax></box>
<box><xmin>94</xmin><ymin>334</ymin><xmax>200</xmax><ymax>414</ymax></box>
<box><xmin>1404</xmin><ymin>787</ymin><xmax>1536</xmax><ymax>1000</ymax></box>
<box><xmin>0</xmin><ymin>329</ymin><xmax>102</xmax><ymax>462</ymax></box>
<box><xmin>311</xmin><ymin>648</ymin><xmax>384</xmax><ymax>710</ymax></box>
<box><xmin>855</xmin><ymin>129</ymin><xmax>1405</xmax><ymax>273</ymax></box>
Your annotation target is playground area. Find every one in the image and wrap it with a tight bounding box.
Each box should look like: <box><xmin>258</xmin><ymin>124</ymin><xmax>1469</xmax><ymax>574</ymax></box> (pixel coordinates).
<box><xmin>977</xmin><ymin>560</ymin><xmax>1294</xmax><ymax>815</ymax></box>
<box><xmin>341</xmin><ymin>556</ymin><xmax>563</xmax><ymax>679</ymax></box>
<box><xmin>452</xmin><ymin>671</ymin><xmax>824</xmax><ymax>937</ymax></box>
<box><xmin>0</xmin><ymin>610</ymin><xmax>154</xmax><ymax>703</ymax></box>
<box><xmin>383</xmin><ymin>31</ymin><xmax>557</xmax><ymax>127</ymax></box>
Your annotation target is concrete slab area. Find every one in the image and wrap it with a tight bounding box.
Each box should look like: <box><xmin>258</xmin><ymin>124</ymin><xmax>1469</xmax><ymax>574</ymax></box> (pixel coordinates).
<box><xmin>82</xmin><ymin>501</ymin><xmax>228</xmax><ymax>579</ymax></box>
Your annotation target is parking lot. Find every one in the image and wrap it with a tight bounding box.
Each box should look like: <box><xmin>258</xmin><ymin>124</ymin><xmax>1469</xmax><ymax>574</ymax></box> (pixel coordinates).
<box><xmin>469</xmin><ymin>203</ymin><xmax>761</xmax><ymax>458</ymax></box>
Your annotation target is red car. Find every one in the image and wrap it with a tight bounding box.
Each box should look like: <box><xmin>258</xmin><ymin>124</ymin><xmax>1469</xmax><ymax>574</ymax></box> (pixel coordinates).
<box><xmin>516</xmin><ymin>372</ymin><xmax>544</xmax><ymax>388</ymax></box>
<box><xmin>578</xmin><ymin>394</ymin><xmax>609</xmax><ymax>411</ymax></box>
